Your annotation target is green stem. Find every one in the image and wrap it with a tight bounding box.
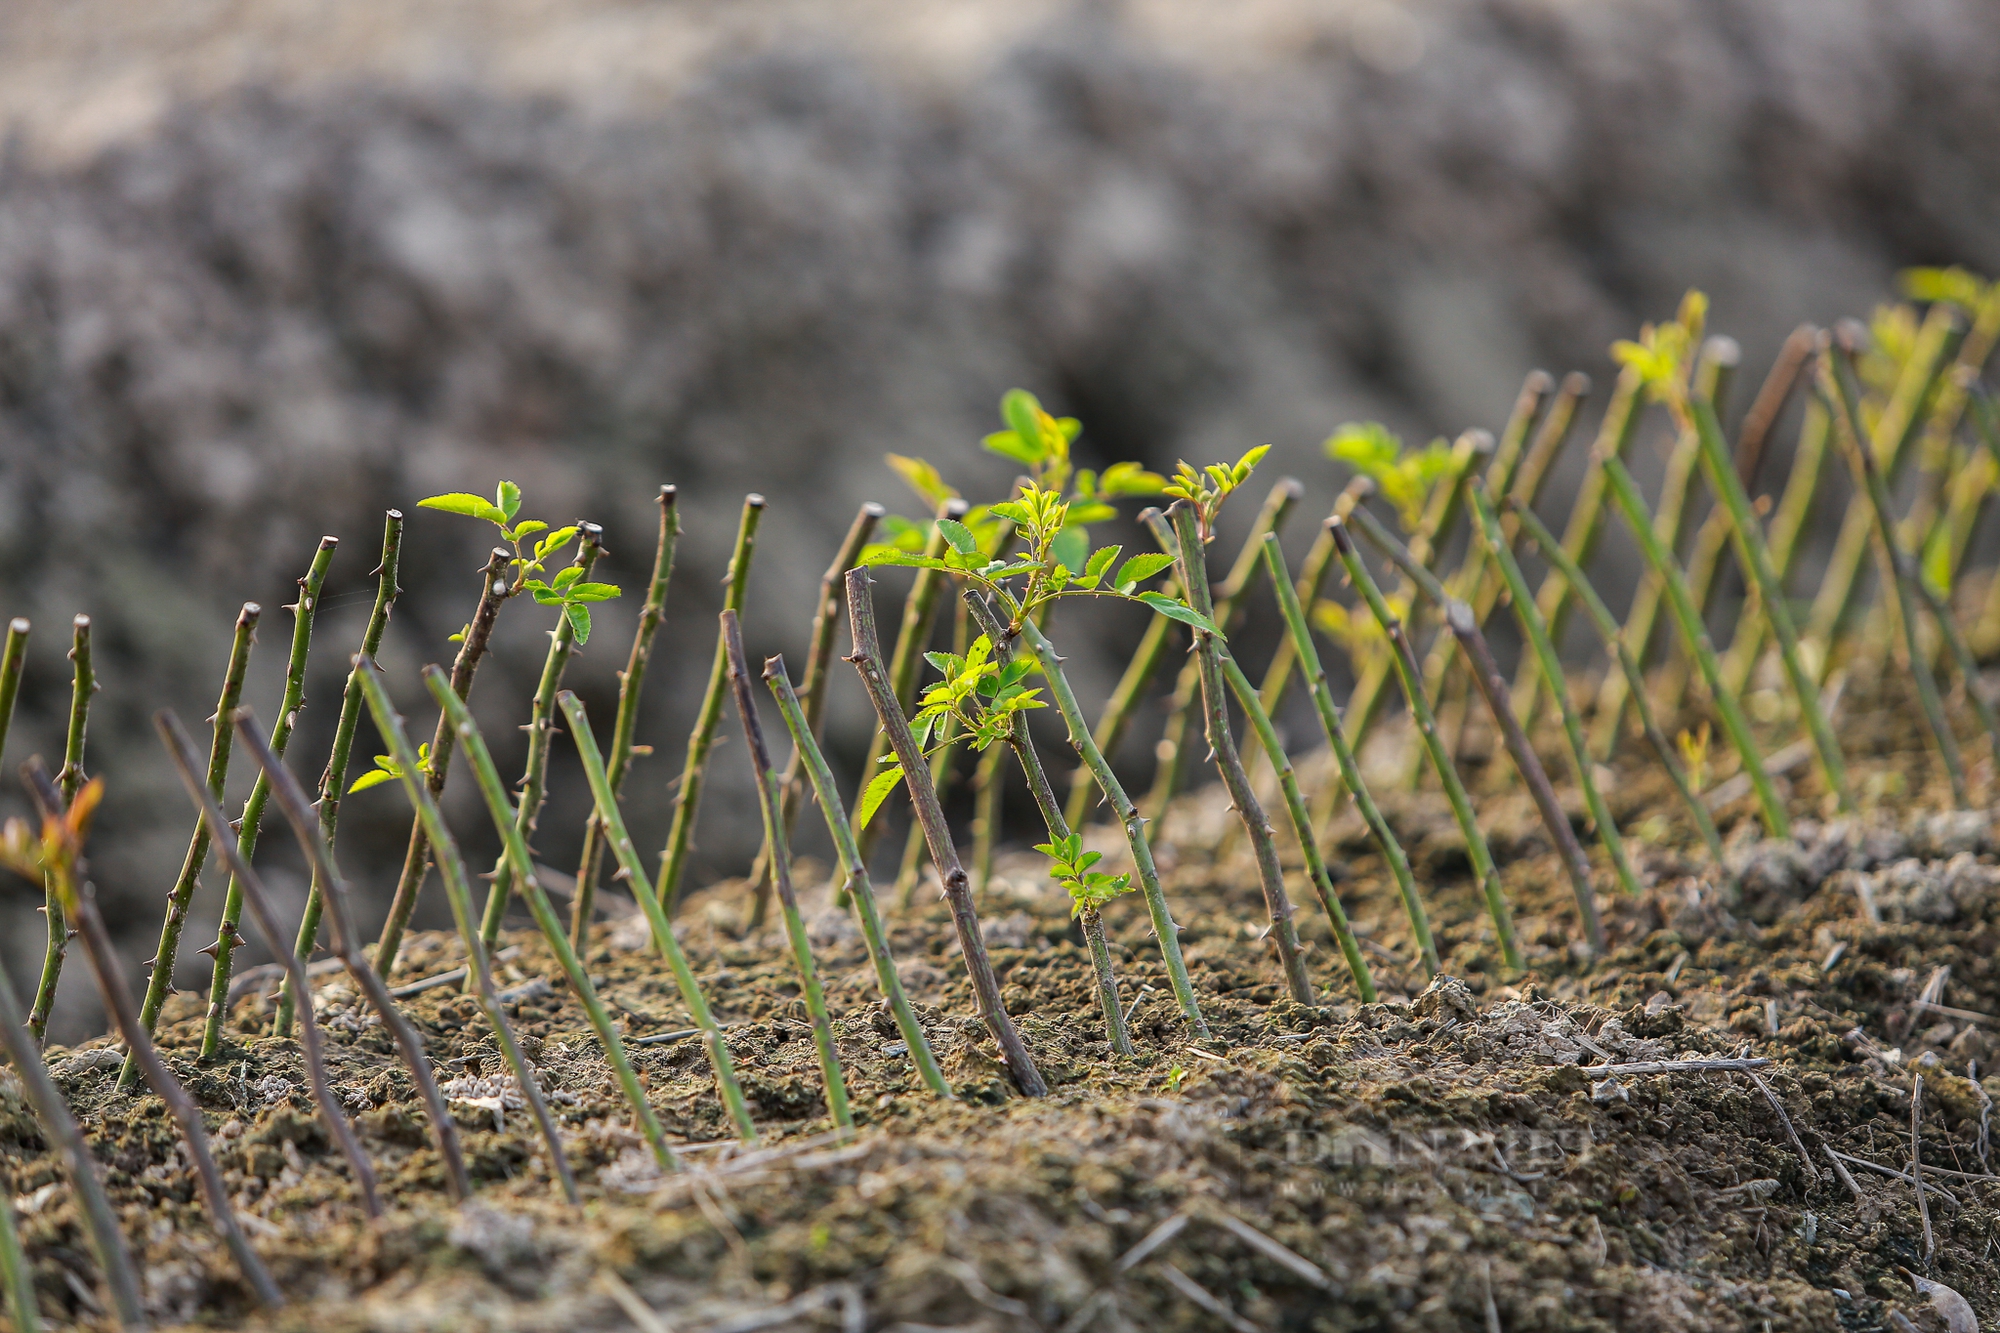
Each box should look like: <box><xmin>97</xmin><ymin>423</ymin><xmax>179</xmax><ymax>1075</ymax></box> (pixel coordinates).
<box><xmin>427</xmin><ymin>665</ymin><xmax>677</xmax><ymax>1170</ymax></box>
<box><xmin>1331</xmin><ymin>517</ymin><xmax>1520</xmax><ymax>971</ymax></box>
<box><xmin>203</xmin><ymin>536</ymin><xmax>338</xmax><ymax>1058</ymax></box>
<box><xmin>479</xmin><ymin>525</ymin><xmax>605</xmax><ymax>948</ymax></box>
<box><xmin>661</xmin><ymin>496</ymin><xmax>766</xmax><ymax>912</ymax></box>
<box><xmin>1264</xmin><ymin>534</ymin><xmax>1434</xmax><ymax>977</ymax></box>
<box><xmin>124</xmin><ymin>601</ymin><xmax>259</xmax><ymax>1091</ymax></box>
<box><xmin>29</xmin><ymin>616</ymin><xmax>89</xmax><ymax>1047</ymax></box>
<box><xmin>1463</xmin><ymin>481</ymin><xmax>1641</xmax><ymax>899</ymax></box>
<box><xmin>762</xmin><ymin>663</ymin><xmax>951</xmax><ymax>1095</ymax></box>
<box><xmin>845</xmin><ymin>570</ymin><xmax>1048</xmax><ymax>1094</ymax></box>
<box><xmin>0</xmin><ymin>1155</ymin><xmax>40</xmax><ymax>1333</ymax></box>
<box><xmin>277</xmin><ymin>511</ymin><xmax>402</xmax><ymax>1036</ymax></box>
<box><xmin>1685</xmin><ymin>387</ymin><xmax>1851</xmax><ymax>809</ymax></box>
<box><xmin>158</xmin><ymin>711</ymin><xmax>382</xmax><ymax>1216</ymax></box>
<box><xmin>962</xmin><ymin>595</ymin><xmax>1137</xmax><ymax>1052</ymax></box>
<box><xmin>558</xmin><ymin>690</ymin><xmax>761</xmax><ymax>1139</ymax></box>
<box><xmin>374</xmin><ymin>546</ymin><xmax>514</xmax><ymax>977</ymax></box>
<box><xmin>0</xmin><ymin>943</ymin><xmax>143</xmax><ymax>1329</ymax></box>
<box><xmin>746</xmin><ymin>500</ymin><xmax>877</xmax><ymax>929</ymax></box>
<box><xmin>1823</xmin><ymin>332</ymin><xmax>1966</xmax><ymax>806</ymax></box>
<box><xmin>577</xmin><ymin>487</ymin><xmax>678</xmax><ymax>946</ymax></box>
<box><xmin>356</xmin><ymin>661</ymin><xmax>581</xmax><ymax>1202</ymax></box>
<box><xmin>901</xmin><ymin>597</ymin><xmax>970</xmax><ymax>905</ymax></box>
<box><xmin>853</xmin><ymin>498</ymin><xmax>964</xmax><ymax>867</ymax></box>
<box><xmin>1904</xmin><ymin>551</ymin><xmax>2000</xmax><ymax>778</ymax></box>
<box><xmin>1722</xmin><ymin>395</ymin><xmax>1831</xmax><ymax>696</ymax></box>
<box><xmin>1505</xmin><ymin>498</ymin><xmax>1726</xmax><ymax>865</ymax></box>
<box><xmin>1144</xmin><ymin>478</ymin><xmax>1300</xmax><ymax>823</ymax></box>
<box><xmin>1600</xmin><ymin>455</ymin><xmax>1789</xmax><ymax>838</ymax></box>
<box><xmin>1019</xmin><ymin>615</ymin><xmax>1211</xmax><ymax>1037</ymax></box>
<box><xmin>722</xmin><ymin>612</ymin><xmax>851</xmax><ymax>1134</ymax></box>
<box><xmin>0</xmin><ymin>619</ymin><xmax>27</xmax><ymax>769</ymax></box>
<box><xmin>234</xmin><ymin>707</ymin><xmax>472</xmax><ymax>1202</ymax></box>
<box><xmin>1063</xmin><ymin>549</ymin><xmax>1182</xmax><ymax>833</ymax></box>
<box><xmin>1168</xmin><ymin>501</ymin><xmax>1314</xmax><ymax>1004</ymax></box>
<box><xmin>1510</xmin><ymin>366</ymin><xmax>1644</xmax><ymax>726</ymax></box>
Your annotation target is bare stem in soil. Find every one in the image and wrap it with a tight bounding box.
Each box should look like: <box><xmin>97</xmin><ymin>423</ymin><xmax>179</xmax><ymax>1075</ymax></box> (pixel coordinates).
<box><xmin>1263</xmin><ymin>534</ymin><xmax>1433</xmax><ymax>979</ymax></box>
<box><xmin>233</xmin><ymin>705</ymin><xmax>472</xmax><ymax>1201</ymax></box>
<box><xmin>158</xmin><ymin>710</ymin><xmax>382</xmax><ymax>1215</ymax></box>
<box><xmin>356</xmin><ymin>661</ymin><xmax>581</xmax><ymax>1203</ymax></box>
<box><xmin>744</xmin><ymin>499</ymin><xmax>877</xmax><ymax>929</ymax></box>
<box><xmin>0</xmin><ymin>905</ymin><xmax>145</xmax><ymax>1327</ymax></box>
<box><xmin>1020</xmin><ymin>608</ymin><xmax>1212</xmax><ymax>1038</ymax></box>
<box><xmin>428</xmin><ymin>664</ymin><xmax>677</xmax><ymax>1169</ymax></box>
<box><xmin>557</xmin><ymin>690</ymin><xmax>762</xmax><ymax>1138</ymax></box>
<box><xmin>126</xmin><ymin>601</ymin><xmax>259</xmax><ymax>1089</ymax></box>
<box><xmin>723</xmin><ymin>611</ymin><xmax>853</xmax><ymax>1133</ymax></box>
<box><xmin>1505</xmin><ymin>497</ymin><xmax>1726</xmax><ymax>865</ymax></box>
<box><xmin>477</xmin><ymin>524</ymin><xmax>606</xmax><ymax>948</ymax></box>
<box><xmin>22</xmin><ymin>760</ymin><xmax>283</xmax><ymax>1307</ymax></box>
<box><xmin>1823</xmin><ymin>328</ymin><xmax>1967</xmax><ymax>805</ymax></box>
<box><xmin>661</xmin><ymin>495</ymin><xmax>765</xmax><ymax>913</ymax></box>
<box><xmin>277</xmin><ymin>510</ymin><xmax>402</xmax><ymax>1035</ymax></box>
<box><xmin>846</xmin><ymin>567</ymin><xmax>1047</xmax><ymax>1094</ymax></box>
<box><xmin>1168</xmin><ymin>500</ymin><xmax>1315</xmax><ymax>1004</ymax></box>
<box><xmin>374</xmin><ymin>546</ymin><xmax>513</xmax><ymax>977</ymax></box>
<box><xmin>575</xmin><ymin>487</ymin><xmax>678</xmax><ymax>945</ymax></box>
<box><xmin>963</xmin><ymin>592</ymin><xmax>1135</xmax><ymax>1051</ymax></box>
<box><xmin>1600</xmin><ymin>455</ymin><xmax>1790</xmax><ymax>838</ymax></box>
<box><xmin>29</xmin><ymin>615</ymin><xmax>88</xmax><ymax>1046</ymax></box>
<box><xmin>1331</xmin><ymin>517</ymin><xmax>1521</xmax><ymax>971</ymax></box>
<box><xmin>763</xmin><ymin>657</ymin><xmax>952</xmax><ymax>1092</ymax></box>
<box><xmin>1722</xmin><ymin>388</ymin><xmax>1830</xmax><ymax>697</ymax></box>
<box><xmin>202</xmin><ymin>536</ymin><xmax>338</xmax><ymax>1057</ymax></box>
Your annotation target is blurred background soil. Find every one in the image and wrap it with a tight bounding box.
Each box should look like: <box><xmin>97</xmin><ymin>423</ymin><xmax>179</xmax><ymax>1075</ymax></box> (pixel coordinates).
<box><xmin>2</xmin><ymin>0</ymin><xmax>2000</xmax><ymax>1040</ymax></box>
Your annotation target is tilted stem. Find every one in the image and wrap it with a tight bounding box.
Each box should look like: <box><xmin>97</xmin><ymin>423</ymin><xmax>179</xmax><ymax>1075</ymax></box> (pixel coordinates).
<box><xmin>202</xmin><ymin>536</ymin><xmax>338</xmax><ymax>1057</ymax></box>
<box><xmin>1144</xmin><ymin>478</ymin><xmax>1300</xmax><ymax>823</ymax></box>
<box><xmin>902</xmin><ymin>597</ymin><xmax>970</xmax><ymax>905</ymax></box>
<box><xmin>1722</xmin><ymin>395</ymin><xmax>1831</xmax><ymax>696</ymax></box>
<box><xmin>1510</xmin><ymin>366</ymin><xmax>1644</xmax><ymax>726</ymax></box>
<box><xmin>0</xmin><ymin>907</ymin><xmax>145</xmax><ymax>1328</ymax></box>
<box><xmin>374</xmin><ymin>546</ymin><xmax>513</xmax><ymax>977</ymax></box>
<box><xmin>0</xmin><ymin>620</ymin><xmax>26</xmax><ymax>770</ymax></box>
<box><xmin>852</xmin><ymin>498</ymin><xmax>965</xmax><ymax>866</ymax></box>
<box><xmin>661</xmin><ymin>495</ymin><xmax>766</xmax><ymax>912</ymax></box>
<box><xmin>125</xmin><ymin>601</ymin><xmax>259</xmax><ymax>1090</ymax></box>
<box><xmin>1823</xmin><ymin>332</ymin><xmax>1966</xmax><ymax>806</ymax></box>
<box><xmin>745</xmin><ymin>500</ymin><xmax>877</xmax><ymax>929</ymax></box>
<box><xmin>1063</xmin><ymin>530</ymin><xmax>1182</xmax><ymax>833</ymax></box>
<box><xmin>356</xmin><ymin>662</ymin><xmax>581</xmax><ymax>1203</ymax></box>
<box><xmin>21</xmin><ymin>762</ymin><xmax>281</xmax><ymax>1308</ymax></box>
<box><xmin>1264</xmin><ymin>534</ymin><xmax>1434</xmax><ymax>977</ymax></box>
<box><xmin>1685</xmin><ymin>386</ymin><xmax>1851</xmax><ymax>809</ymax></box>
<box><xmin>1330</xmin><ymin>518</ymin><xmax>1520</xmax><ymax>970</ymax></box>
<box><xmin>1600</xmin><ymin>455</ymin><xmax>1790</xmax><ymax>837</ymax></box>
<box><xmin>478</xmin><ymin>524</ymin><xmax>606</xmax><ymax>948</ymax></box>
<box><xmin>1167</xmin><ymin>500</ymin><xmax>1314</xmax><ymax>1004</ymax></box>
<box><xmin>577</xmin><ymin>486</ymin><xmax>678</xmax><ymax>945</ymax></box>
<box><xmin>158</xmin><ymin>711</ymin><xmax>381</xmax><ymax>1216</ymax></box>
<box><xmin>558</xmin><ymin>690</ymin><xmax>762</xmax><ymax>1137</ymax></box>
<box><xmin>1018</xmin><ymin>615</ymin><xmax>1210</xmax><ymax>1036</ymax></box>
<box><xmin>1464</xmin><ymin>481</ymin><xmax>1639</xmax><ymax>902</ymax></box>
<box><xmin>723</xmin><ymin>612</ymin><xmax>852</xmax><ymax>1133</ymax></box>
<box><xmin>845</xmin><ymin>568</ymin><xmax>1048</xmax><ymax>1094</ymax></box>
<box><xmin>1352</xmin><ymin>504</ymin><xmax>1611</xmax><ymax>946</ymax></box>
<box><xmin>0</xmin><ymin>1145</ymin><xmax>39</xmax><ymax>1333</ymax></box>
<box><xmin>1505</xmin><ymin>497</ymin><xmax>1726</xmax><ymax>865</ymax></box>
<box><xmin>964</xmin><ymin>593</ymin><xmax>1135</xmax><ymax>1052</ymax></box>
<box><xmin>763</xmin><ymin>660</ymin><xmax>951</xmax><ymax>1094</ymax></box>
<box><xmin>428</xmin><ymin>666</ymin><xmax>676</xmax><ymax>1169</ymax></box>
<box><xmin>29</xmin><ymin>616</ymin><xmax>88</xmax><ymax>1046</ymax></box>
<box><xmin>1903</xmin><ymin>551</ymin><xmax>2000</xmax><ymax>778</ymax></box>
<box><xmin>1247</xmin><ymin>482</ymin><xmax>1371</xmax><ymax>775</ymax></box>
<box><xmin>278</xmin><ymin>512</ymin><xmax>401</xmax><ymax>1035</ymax></box>
<box><xmin>234</xmin><ymin>707</ymin><xmax>471</xmax><ymax>1201</ymax></box>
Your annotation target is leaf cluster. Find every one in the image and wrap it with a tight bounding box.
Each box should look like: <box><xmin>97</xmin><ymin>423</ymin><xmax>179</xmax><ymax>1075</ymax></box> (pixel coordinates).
<box><xmin>348</xmin><ymin>741</ymin><xmax>430</xmax><ymax>795</ymax></box>
<box><xmin>1161</xmin><ymin>445</ymin><xmax>1270</xmax><ymax>542</ymax></box>
<box><xmin>1324</xmin><ymin>423</ymin><xmax>1455</xmax><ymax>530</ymax></box>
<box><xmin>0</xmin><ymin>777</ymin><xmax>101</xmax><ymax>913</ymax></box>
<box><xmin>1611</xmin><ymin>289</ymin><xmax>1709</xmax><ymax>408</ymax></box>
<box><xmin>1033</xmin><ymin>830</ymin><xmax>1132</xmax><ymax>917</ymax></box>
<box><xmin>418</xmin><ymin>481</ymin><xmax>620</xmax><ymax>642</ymax></box>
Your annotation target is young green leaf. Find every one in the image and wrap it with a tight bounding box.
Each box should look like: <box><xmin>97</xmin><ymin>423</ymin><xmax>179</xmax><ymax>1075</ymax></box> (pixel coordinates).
<box><xmin>1136</xmin><ymin>592</ymin><xmax>1221</xmax><ymax>636</ymax></box>
<box><xmin>497</xmin><ymin>480</ymin><xmax>523</xmax><ymax>522</ymax></box>
<box><xmin>936</xmin><ymin>518</ymin><xmax>978</xmax><ymax>555</ymax></box>
<box><xmin>565</xmin><ymin>603</ymin><xmax>592</xmax><ymax>643</ymax></box>
<box><xmin>347</xmin><ymin>767</ymin><xmax>395</xmax><ymax>794</ymax></box>
<box><xmin>568</xmin><ymin>582</ymin><xmax>621</xmax><ymax>603</ymax></box>
<box><xmin>1082</xmin><ymin>544</ymin><xmax>1122</xmax><ymax>587</ymax></box>
<box><xmin>885</xmin><ymin>454</ymin><xmax>957</xmax><ymax>508</ymax></box>
<box><xmin>1052</xmin><ymin>526</ymin><xmax>1091</xmax><ymax>574</ymax></box>
<box><xmin>1113</xmin><ymin>552</ymin><xmax>1175</xmax><ymax>589</ymax></box>
<box><xmin>856</xmin><ymin>765</ymin><xmax>907</xmax><ymax>831</ymax></box>
<box><xmin>419</xmin><ymin>493</ymin><xmax>507</xmax><ymax>523</ymax></box>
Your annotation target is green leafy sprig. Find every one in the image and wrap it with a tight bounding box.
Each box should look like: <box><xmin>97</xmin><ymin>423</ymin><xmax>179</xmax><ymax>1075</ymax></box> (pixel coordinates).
<box><xmin>417</xmin><ymin>481</ymin><xmax>620</xmax><ymax>642</ymax></box>
<box><xmin>1034</xmin><ymin>830</ymin><xmax>1133</xmax><ymax>917</ymax></box>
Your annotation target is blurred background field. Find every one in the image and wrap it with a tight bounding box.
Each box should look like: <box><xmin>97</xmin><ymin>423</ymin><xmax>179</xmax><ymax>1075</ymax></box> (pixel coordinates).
<box><xmin>2</xmin><ymin>0</ymin><xmax>1998</xmax><ymax>1040</ymax></box>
